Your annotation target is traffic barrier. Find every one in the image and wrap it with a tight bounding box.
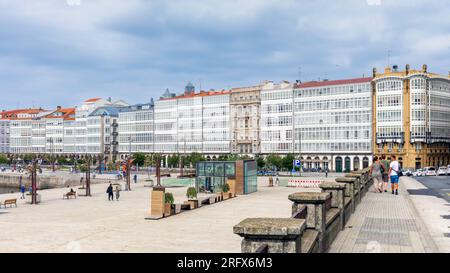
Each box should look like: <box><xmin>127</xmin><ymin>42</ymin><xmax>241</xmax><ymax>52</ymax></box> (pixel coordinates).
<box><xmin>287</xmin><ymin>179</ymin><xmax>323</xmax><ymax>188</ymax></box>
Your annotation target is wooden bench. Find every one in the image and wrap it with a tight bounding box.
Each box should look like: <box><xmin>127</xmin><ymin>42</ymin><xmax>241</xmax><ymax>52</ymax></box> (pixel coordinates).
<box><xmin>63</xmin><ymin>191</ymin><xmax>77</xmax><ymax>199</ymax></box>
<box><xmin>2</xmin><ymin>199</ymin><xmax>17</xmax><ymax>208</ymax></box>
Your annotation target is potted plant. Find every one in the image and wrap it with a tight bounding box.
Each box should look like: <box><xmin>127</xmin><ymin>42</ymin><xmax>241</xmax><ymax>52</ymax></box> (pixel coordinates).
<box><xmin>222</xmin><ymin>183</ymin><xmax>231</xmax><ymax>199</ymax></box>
<box><xmin>164</xmin><ymin>192</ymin><xmax>174</xmax><ymax>217</ymax></box>
<box><xmin>186</xmin><ymin>187</ymin><xmax>199</xmax><ymax>209</ymax></box>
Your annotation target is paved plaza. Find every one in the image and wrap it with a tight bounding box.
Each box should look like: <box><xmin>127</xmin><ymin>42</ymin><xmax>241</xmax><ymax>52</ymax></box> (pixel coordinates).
<box><xmin>329</xmin><ymin>177</ymin><xmax>446</xmax><ymax>253</ymax></box>
<box><xmin>0</xmin><ymin>177</ymin><xmax>315</xmax><ymax>253</ymax></box>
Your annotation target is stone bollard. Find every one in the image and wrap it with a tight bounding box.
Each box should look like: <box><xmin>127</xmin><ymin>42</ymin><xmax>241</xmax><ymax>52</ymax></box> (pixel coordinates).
<box><xmin>319</xmin><ymin>182</ymin><xmax>346</xmax><ymax>230</ymax></box>
<box><xmin>345</xmin><ymin>173</ymin><xmax>362</xmax><ymax>203</ymax></box>
<box><xmin>335</xmin><ymin>177</ymin><xmax>357</xmax><ymax>213</ymax></box>
<box><xmin>233</xmin><ymin>218</ymin><xmax>306</xmax><ymax>253</ymax></box>
<box><xmin>288</xmin><ymin>192</ymin><xmax>330</xmax><ymax>253</ymax></box>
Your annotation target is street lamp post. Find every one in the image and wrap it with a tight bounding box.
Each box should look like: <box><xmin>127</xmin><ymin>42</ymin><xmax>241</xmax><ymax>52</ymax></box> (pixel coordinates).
<box><xmin>31</xmin><ymin>158</ymin><xmax>37</xmax><ymax>204</ymax></box>
<box><xmin>86</xmin><ymin>155</ymin><xmax>91</xmax><ymax>196</ymax></box>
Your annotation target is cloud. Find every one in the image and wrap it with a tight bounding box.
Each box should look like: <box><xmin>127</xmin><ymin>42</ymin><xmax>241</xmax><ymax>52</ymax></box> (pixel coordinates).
<box><xmin>0</xmin><ymin>0</ymin><xmax>448</xmax><ymax>109</ymax></box>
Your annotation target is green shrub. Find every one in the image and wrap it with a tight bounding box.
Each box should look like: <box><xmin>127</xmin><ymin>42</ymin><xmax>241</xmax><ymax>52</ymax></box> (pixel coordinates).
<box><xmin>164</xmin><ymin>192</ymin><xmax>174</xmax><ymax>204</ymax></box>
<box><xmin>222</xmin><ymin>183</ymin><xmax>230</xmax><ymax>193</ymax></box>
<box><xmin>186</xmin><ymin>187</ymin><xmax>197</xmax><ymax>199</ymax></box>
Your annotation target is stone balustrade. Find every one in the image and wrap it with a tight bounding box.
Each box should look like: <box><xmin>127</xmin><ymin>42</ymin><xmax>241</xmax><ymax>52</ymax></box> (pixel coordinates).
<box><xmin>233</xmin><ymin>168</ymin><xmax>373</xmax><ymax>253</ymax></box>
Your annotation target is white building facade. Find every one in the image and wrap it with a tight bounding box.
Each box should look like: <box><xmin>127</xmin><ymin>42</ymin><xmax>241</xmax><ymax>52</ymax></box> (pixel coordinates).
<box><xmin>118</xmin><ymin>102</ymin><xmax>155</xmax><ymax>156</ymax></box>
<box><xmin>261</xmin><ymin>78</ymin><xmax>373</xmax><ymax>172</ymax></box>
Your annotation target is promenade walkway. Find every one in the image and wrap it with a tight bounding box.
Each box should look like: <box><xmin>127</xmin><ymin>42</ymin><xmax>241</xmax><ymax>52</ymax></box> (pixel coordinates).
<box><xmin>329</xmin><ymin>181</ymin><xmax>439</xmax><ymax>253</ymax></box>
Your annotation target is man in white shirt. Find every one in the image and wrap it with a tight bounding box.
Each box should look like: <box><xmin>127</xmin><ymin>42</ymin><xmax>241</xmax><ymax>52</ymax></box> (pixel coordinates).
<box><xmin>388</xmin><ymin>155</ymin><xmax>400</xmax><ymax>195</ymax></box>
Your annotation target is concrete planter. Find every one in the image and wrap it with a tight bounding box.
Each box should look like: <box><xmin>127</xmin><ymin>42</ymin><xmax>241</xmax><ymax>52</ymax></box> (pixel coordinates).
<box><xmin>164</xmin><ymin>203</ymin><xmax>172</xmax><ymax>217</ymax></box>
<box><xmin>187</xmin><ymin>199</ymin><xmax>199</xmax><ymax>209</ymax></box>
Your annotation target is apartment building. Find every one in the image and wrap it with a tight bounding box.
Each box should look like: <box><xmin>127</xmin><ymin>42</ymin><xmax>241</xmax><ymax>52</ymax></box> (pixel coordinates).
<box><xmin>154</xmin><ymin>84</ymin><xmax>231</xmax><ymax>157</ymax></box>
<box><xmin>373</xmin><ymin>64</ymin><xmax>450</xmax><ymax>168</ymax></box>
<box><xmin>0</xmin><ymin>119</ymin><xmax>10</xmax><ymax>154</ymax></box>
<box><xmin>118</xmin><ymin>102</ymin><xmax>155</xmax><ymax>156</ymax></box>
<box><xmin>86</xmin><ymin>105</ymin><xmax>124</xmax><ymax>161</ymax></box>
<box><xmin>230</xmin><ymin>83</ymin><xmax>263</xmax><ymax>155</ymax></box>
<box><xmin>261</xmin><ymin>78</ymin><xmax>373</xmax><ymax>172</ymax></box>
<box><xmin>3</xmin><ymin>109</ymin><xmax>48</xmax><ymax>154</ymax></box>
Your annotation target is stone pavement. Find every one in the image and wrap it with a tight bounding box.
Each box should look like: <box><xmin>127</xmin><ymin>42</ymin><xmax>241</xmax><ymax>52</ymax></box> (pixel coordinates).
<box><xmin>329</xmin><ymin>180</ymin><xmax>439</xmax><ymax>253</ymax></box>
<box><xmin>0</xmin><ymin>177</ymin><xmax>315</xmax><ymax>253</ymax></box>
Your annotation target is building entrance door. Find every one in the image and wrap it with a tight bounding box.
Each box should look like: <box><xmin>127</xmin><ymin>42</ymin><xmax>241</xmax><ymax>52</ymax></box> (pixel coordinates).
<box><xmin>415</xmin><ymin>161</ymin><xmax>421</xmax><ymax>170</ymax></box>
<box><xmin>335</xmin><ymin>157</ymin><xmax>343</xmax><ymax>173</ymax></box>
<box><xmin>345</xmin><ymin>157</ymin><xmax>351</xmax><ymax>172</ymax></box>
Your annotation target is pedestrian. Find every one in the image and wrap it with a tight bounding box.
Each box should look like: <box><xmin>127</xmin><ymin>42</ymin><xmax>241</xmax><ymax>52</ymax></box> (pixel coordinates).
<box><xmin>388</xmin><ymin>155</ymin><xmax>400</xmax><ymax>195</ymax></box>
<box><xmin>325</xmin><ymin>168</ymin><xmax>328</xmax><ymax>178</ymax></box>
<box><xmin>133</xmin><ymin>174</ymin><xmax>137</xmax><ymax>184</ymax></box>
<box><xmin>380</xmin><ymin>154</ymin><xmax>390</xmax><ymax>192</ymax></box>
<box><xmin>369</xmin><ymin>156</ymin><xmax>385</xmax><ymax>193</ymax></box>
<box><xmin>106</xmin><ymin>183</ymin><xmax>114</xmax><ymax>201</ymax></box>
<box><xmin>115</xmin><ymin>186</ymin><xmax>120</xmax><ymax>201</ymax></box>
<box><xmin>275</xmin><ymin>174</ymin><xmax>279</xmax><ymax>186</ymax></box>
<box><xmin>20</xmin><ymin>184</ymin><xmax>26</xmax><ymax>199</ymax></box>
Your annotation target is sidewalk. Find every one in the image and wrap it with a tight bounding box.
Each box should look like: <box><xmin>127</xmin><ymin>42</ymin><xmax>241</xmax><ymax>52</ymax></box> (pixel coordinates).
<box><xmin>329</xmin><ymin>180</ymin><xmax>439</xmax><ymax>253</ymax></box>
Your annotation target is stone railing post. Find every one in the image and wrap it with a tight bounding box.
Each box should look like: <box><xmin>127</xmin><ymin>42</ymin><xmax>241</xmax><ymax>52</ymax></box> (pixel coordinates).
<box><xmin>335</xmin><ymin>177</ymin><xmax>357</xmax><ymax>213</ymax></box>
<box><xmin>319</xmin><ymin>182</ymin><xmax>346</xmax><ymax>230</ymax></box>
<box><xmin>233</xmin><ymin>218</ymin><xmax>306</xmax><ymax>253</ymax></box>
<box><xmin>288</xmin><ymin>192</ymin><xmax>330</xmax><ymax>253</ymax></box>
<box><xmin>345</xmin><ymin>173</ymin><xmax>362</xmax><ymax>203</ymax></box>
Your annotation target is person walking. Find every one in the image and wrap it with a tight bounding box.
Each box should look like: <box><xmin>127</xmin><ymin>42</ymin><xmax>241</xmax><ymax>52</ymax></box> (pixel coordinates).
<box><xmin>380</xmin><ymin>154</ymin><xmax>390</xmax><ymax>192</ymax></box>
<box><xmin>388</xmin><ymin>155</ymin><xmax>400</xmax><ymax>195</ymax></box>
<box><xmin>115</xmin><ymin>186</ymin><xmax>120</xmax><ymax>201</ymax></box>
<box><xmin>106</xmin><ymin>183</ymin><xmax>114</xmax><ymax>201</ymax></box>
<box><xmin>20</xmin><ymin>184</ymin><xmax>26</xmax><ymax>199</ymax></box>
<box><xmin>369</xmin><ymin>156</ymin><xmax>385</xmax><ymax>193</ymax></box>
<box><xmin>133</xmin><ymin>174</ymin><xmax>137</xmax><ymax>184</ymax></box>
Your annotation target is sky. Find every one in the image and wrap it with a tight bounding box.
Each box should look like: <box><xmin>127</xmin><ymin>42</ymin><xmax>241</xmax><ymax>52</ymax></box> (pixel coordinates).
<box><xmin>0</xmin><ymin>0</ymin><xmax>449</xmax><ymax>109</ymax></box>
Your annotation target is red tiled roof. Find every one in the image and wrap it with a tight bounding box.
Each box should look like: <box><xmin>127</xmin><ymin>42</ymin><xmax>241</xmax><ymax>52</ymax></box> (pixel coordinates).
<box><xmin>0</xmin><ymin>109</ymin><xmax>47</xmax><ymax>120</ymax></box>
<box><xmin>294</xmin><ymin>77</ymin><xmax>373</xmax><ymax>88</ymax></box>
<box><xmin>84</xmin><ymin>98</ymin><xmax>102</xmax><ymax>103</ymax></box>
<box><xmin>45</xmin><ymin>108</ymin><xmax>76</xmax><ymax>120</ymax></box>
<box><xmin>160</xmin><ymin>90</ymin><xmax>231</xmax><ymax>101</ymax></box>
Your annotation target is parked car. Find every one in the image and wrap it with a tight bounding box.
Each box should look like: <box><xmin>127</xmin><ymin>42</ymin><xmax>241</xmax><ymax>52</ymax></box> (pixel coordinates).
<box><xmin>437</xmin><ymin>166</ymin><xmax>447</xmax><ymax>176</ymax></box>
<box><xmin>447</xmin><ymin>165</ymin><xmax>450</xmax><ymax>175</ymax></box>
<box><xmin>423</xmin><ymin>167</ymin><xmax>437</xmax><ymax>176</ymax></box>
<box><xmin>401</xmin><ymin>169</ymin><xmax>413</xmax><ymax>176</ymax></box>
<box><xmin>412</xmin><ymin>169</ymin><xmax>424</xmax><ymax>176</ymax></box>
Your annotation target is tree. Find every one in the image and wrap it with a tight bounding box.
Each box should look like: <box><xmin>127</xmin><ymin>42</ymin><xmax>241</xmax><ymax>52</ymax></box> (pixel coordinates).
<box><xmin>132</xmin><ymin>152</ymin><xmax>146</xmax><ymax>166</ymax></box>
<box><xmin>0</xmin><ymin>154</ymin><xmax>8</xmax><ymax>164</ymax></box>
<box><xmin>282</xmin><ymin>154</ymin><xmax>296</xmax><ymax>171</ymax></box>
<box><xmin>239</xmin><ymin>155</ymin><xmax>252</xmax><ymax>160</ymax></box>
<box><xmin>218</xmin><ymin>154</ymin><xmax>230</xmax><ymax>161</ymax></box>
<box><xmin>144</xmin><ymin>154</ymin><xmax>154</xmax><ymax>167</ymax></box>
<box><xmin>188</xmin><ymin>152</ymin><xmax>204</xmax><ymax>168</ymax></box>
<box><xmin>256</xmin><ymin>156</ymin><xmax>265</xmax><ymax>169</ymax></box>
<box><xmin>168</xmin><ymin>154</ymin><xmax>180</xmax><ymax>168</ymax></box>
<box><xmin>266</xmin><ymin>154</ymin><xmax>282</xmax><ymax>170</ymax></box>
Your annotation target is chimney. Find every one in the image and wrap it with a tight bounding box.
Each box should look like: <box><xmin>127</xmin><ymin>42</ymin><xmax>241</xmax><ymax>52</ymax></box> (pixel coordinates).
<box><xmin>422</xmin><ymin>64</ymin><xmax>428</xmax><ymax>73</ymax></box>
<box><xmin>406</xmin><ymin>64</ymin><xmax>410</xmax><ymax>75</ymax></box>
<box><xmin>372</xmin><ymin>68</ymin><xmax>377</xmax><ymax>77</ymax></box>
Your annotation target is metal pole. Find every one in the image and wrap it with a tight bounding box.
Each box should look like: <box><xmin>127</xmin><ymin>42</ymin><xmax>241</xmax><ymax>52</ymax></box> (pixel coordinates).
<box><xmin>127</xmin><ymin>156</ymin><xmax>131</xmax><ymax>191</ymax></box>
<box><xmin>156</xmin><ymin>156</ymin><xmax>161</xmax><ymax>187</ymax></box>
<box><xmin>31</xmin><ymin>159</ymin><xmax>37</xmax><ymax>204</ymax></box>
<box><xmin>86</xmin><ymin>156</ymin><xmax>91</xmax><ymax>196</ymax></box>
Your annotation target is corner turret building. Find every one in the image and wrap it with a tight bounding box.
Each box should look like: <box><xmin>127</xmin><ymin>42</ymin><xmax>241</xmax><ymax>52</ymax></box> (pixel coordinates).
<box><xmin>373</xmin><ymin>64</ymin><xmax>450</xmax><ymax>169</ymax></box>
